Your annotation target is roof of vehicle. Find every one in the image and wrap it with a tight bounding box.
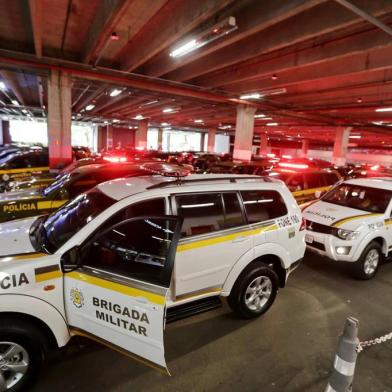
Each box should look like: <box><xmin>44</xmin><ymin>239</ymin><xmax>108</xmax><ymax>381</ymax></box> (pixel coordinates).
<box><xmin>68</xmin><ymin>162</ymin><xmax>143</xmax><ymax>175</ymax></box>
<box><xmin>343</xmin><ymin>177</ymin><xmax>392</xmax><ymax>191</ymax></box>
<box><xmin>97</xmin><ymin>174</ymin><xmax>283</xmax><ymax>201</ymax></box>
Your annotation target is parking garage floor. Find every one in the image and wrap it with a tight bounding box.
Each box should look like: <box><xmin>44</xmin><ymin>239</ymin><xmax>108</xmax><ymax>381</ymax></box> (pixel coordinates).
<box><xmin>33</xmin><ymin>253</ymin><xmax>392</xmax><ymax>392</ymax></box>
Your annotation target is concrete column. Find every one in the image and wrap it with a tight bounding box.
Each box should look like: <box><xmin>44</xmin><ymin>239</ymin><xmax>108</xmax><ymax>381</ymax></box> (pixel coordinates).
<box><xmin>157</xmin><ymin>128</ymin><xmax>163</xmax><ymax>151</ymax></box>
<box><xmin>0</xmin><ymin>121</ymin><xmax>11</xmax><ymax>145</ymax></box>
<box><xmin>207</xmin><ymin>128</ymin><xmax>216</xmax><ymax>153</ymax></box>
<box><xmin>259</xmin><ymin>133</ymin><xmax>269</xmax><ymax>155</ymax></box>
<box><xmin>301</xmin><ymin>139</ymin><xmax>309</xmax><ymax>158</ymax></box>
<box><xmin>200</xmin><ymin>132</ymin><xmax>206</xmax><ymax>151</ymax></box>
<box><xmin>332</xmin><ymin>127</ymin><xmax>352</xmax><ymax>166</ymax></box>
<box><xmin>233</xmin><ymin>105</ymin><xmax>257</xmax><ymax>161</ymax></box>
<box><xmin>135</xmin><ymin>119</ymin><xmax>148</xmax><ymax>149</ymax></box>
<box><xmin>47</xmin><ymin>70</ymin><xmax>72</xmax><ymax>168</ymax></box>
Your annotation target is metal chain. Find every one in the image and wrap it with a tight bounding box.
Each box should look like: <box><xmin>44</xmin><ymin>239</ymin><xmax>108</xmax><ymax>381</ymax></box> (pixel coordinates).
<box><xmin>357</xmin><ymin>332</ymin><xmax>392</xmax><ymax>353</ymax></box>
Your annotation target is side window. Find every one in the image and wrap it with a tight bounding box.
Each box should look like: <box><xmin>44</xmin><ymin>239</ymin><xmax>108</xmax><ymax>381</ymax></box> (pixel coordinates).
<box><xmin>286</xmin><ymin>175</ymin><xmax>305</xmax><ymax>192</ymax></box>
<box><xmin>323</xmin><ymin>172</ymin><xmax>340</xmax><ymax>186</ymax></box>
<box><xmin>7</xmin><ymin>157</ymin><xmax>26</xmax><ymax>169</ymax></box>
<box><xmin>305</xmin><ymin>173</ymin><xmax>323</xmax><ymax>189</ymax></box>
<box><xmin>82</xmin><ymin>217</ymin><xmax>179</xmax><ymax>287</ymax></box>
<box><xmin>223</xmin><ymin>193</ymin><xmax>245</xmax><ymax>229</ymax></box>
<box><xmin>241</xmin><ymin>190</ymin><xmax>287</xmax><ymax>223</ymax></box>
<box><xmin>175</xmin><ymin>193</ymin><xmax>225</xmax><ymax>237</ymax></box>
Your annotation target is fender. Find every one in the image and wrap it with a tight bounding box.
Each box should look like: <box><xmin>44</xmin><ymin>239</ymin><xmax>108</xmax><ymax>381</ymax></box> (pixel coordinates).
<box><xmin>221</xmin><ymin>243</ymin><xmax>289</xmax><ymax>295</ymax></box>
<box><xmin>0</xmin><ymin>294</ymin><xmax>70</xmax><ymax>347</ymax></box>
<box><xmin>352</xmin><ymin>231</ymin><xmax>388</xmax><ymax>261</ymax></box>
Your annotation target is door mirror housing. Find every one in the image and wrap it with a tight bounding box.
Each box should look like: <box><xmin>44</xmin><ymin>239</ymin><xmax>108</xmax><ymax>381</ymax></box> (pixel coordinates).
<box><xmin>60</xmin><ymin>246</ymin><xmax>81</xmax><ymax>273</ymax></box>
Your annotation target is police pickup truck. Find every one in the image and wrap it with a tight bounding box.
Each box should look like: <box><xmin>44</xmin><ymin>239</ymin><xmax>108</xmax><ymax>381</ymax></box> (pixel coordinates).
<box><xmin>303</xmin><ymin>178</ymin><xmax>392</xmax><ymax>279</ymax></box>
<box><xmin>0</xmin><ymin>173</ymin><xmax>305</xmax><ymax>390</ymax></box>
<box><xmin>0</xmin><ymin>163</ymin><xmax>149</xmax><ymax>223</ymax></box>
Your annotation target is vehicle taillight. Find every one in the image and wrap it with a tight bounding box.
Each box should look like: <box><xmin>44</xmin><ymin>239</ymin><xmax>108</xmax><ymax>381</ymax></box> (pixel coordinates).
<box><xmin>300</xmin><ymin>218</ymin><xmax>306</xmax><ymax>231</ymax></box>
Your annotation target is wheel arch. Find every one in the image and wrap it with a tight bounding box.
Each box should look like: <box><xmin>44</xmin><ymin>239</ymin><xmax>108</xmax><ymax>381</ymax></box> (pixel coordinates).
<box><xmin>353</xmin><ymin>234</ymin><xmax>388</xmax><ymax>260</ymax></box>
<box><xmin>0</xmin><ymin>294</ymin><xmax>70</xmax><ymax>348</ymax></box>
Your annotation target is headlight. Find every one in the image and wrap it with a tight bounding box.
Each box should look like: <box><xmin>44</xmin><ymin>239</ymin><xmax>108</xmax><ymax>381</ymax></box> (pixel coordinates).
<box><xmin>336</xmin><ymin>228</ymin><xmax>360</xmax><ymax>241</ymax></box>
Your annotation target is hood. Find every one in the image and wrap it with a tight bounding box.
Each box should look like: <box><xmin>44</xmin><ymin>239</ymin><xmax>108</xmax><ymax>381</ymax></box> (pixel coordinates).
<box><xmin>0</xmin><ymin>188</ymin><xmax>42</xmax><ymax>202</ymax></box>
<box><xmin>303</xmin><ymin>200</ymin><xmax>383</xmax><ymax>229</ymax></box>
<box><xmin>0</xmin><ymin>217</ymin><xmax>37</xmax><ymax>255</ymax></box>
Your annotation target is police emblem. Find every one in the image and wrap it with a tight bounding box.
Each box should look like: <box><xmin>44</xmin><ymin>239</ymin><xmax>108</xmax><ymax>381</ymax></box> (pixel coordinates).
<box><xmin>70</xmin><ymin>288</ymin><xmax>84</xmax><ymax>308</ymax></box>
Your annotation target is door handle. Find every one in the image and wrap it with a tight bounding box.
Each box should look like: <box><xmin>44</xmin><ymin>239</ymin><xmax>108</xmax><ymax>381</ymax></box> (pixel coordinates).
<box><xmin>232</xmin><ymin>236</ymin><xmax>247</xmax><ymax>243</ymax></box>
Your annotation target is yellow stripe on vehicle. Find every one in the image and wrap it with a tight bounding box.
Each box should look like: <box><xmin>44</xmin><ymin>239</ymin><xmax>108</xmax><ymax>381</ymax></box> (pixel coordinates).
<box><xmin>175</xmin><ymin>287</ymin><xmax>222</xmax><ymax>302</ymax></box>
<box><xmin>0</xmin><ymin>167</ymin><xmax>49</xmax><ymax>175</ymax></box>
<box><xmin>177</xmin><ymin>224</ymin><xmax>278</xmax><ymax>252</ymax></box>
<box><xmin>332</xmin><ymin>214</ymin><xmax>383</xmax><ymax>228</ymax></box>
<box><xmin>35</xmin><ymin>270</ymin><xmax>62</xmax><ymax>282</ymax></box>
<box><xmin>384</xmin><ymin>218</ymin><xmax>392</xmax><ymax>226</ymax></box>
<box><xmin>36</xmin><ymin>200</ymin><xmax>67</xmax><ymax>210</ymax></box>
<box><xmin>67</xmin><ymin>271</ymin><xmax>165</xmax><ymax>306</ymax></box>
<box><xmin>292</xmin><ymin>186</ymin><xmax>331</xmax><ymax>198</ymax></box>
<box><xmin>0</xmin><ymin>252</ymin><xmax>46</xmax><ymax>262</ymax></box>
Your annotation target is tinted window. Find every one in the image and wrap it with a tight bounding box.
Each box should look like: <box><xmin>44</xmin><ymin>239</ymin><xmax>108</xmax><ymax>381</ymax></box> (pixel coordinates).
<box><xmin>241</xmin><ymin>190</ymin><xmax>287</xmax><ymax>223</ymax></box>
<box><xmin>323</xmin><ymin>172</ymin><xmax>340</xmax><ymax>186</ymax></box>
<box><xmin>82</xmin><ymin>217</ymin><xmax>178</xmax><ymax>287</ymax></box>
<box><xmin>286</xmin><ymin>175</ymin><xmax>305</xmax><ymax>192</ymax></box>
<box><xmin>176</xmin><ymin>193</ymin><xmax>224</xmax><ymax>237</ymax></box>
<box><xmin>7</xmin><ymin>156</ymin><xmax>28</xmax><ymax>169</ymax></box>
<box><xmin>223</xmin><ymin>193</ymin><xmax>245</xmax><ymax>229</ymax></box>
<box><xmin>306</xmin><ymin>173</ymin><xmax>323</xmax><ymax>189</ymax></box>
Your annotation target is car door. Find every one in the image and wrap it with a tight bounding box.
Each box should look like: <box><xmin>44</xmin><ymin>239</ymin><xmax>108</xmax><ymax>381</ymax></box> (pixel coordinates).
<box><xmin>62</xmin><ymin>215</ymin><xmax>182</xmax><ymax>374</ymax></box>
<box><xmin>172</xmin><ymin>192</ymin><xmax>252</xmax><ymax>299</ymax></box>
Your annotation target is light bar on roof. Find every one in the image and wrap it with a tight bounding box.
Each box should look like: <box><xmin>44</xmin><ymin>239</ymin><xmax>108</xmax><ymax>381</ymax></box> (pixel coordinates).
<box><xmin>170</xmin><ymin>17</ymin><xmax>237</xmax><ymax>58</ymax></box>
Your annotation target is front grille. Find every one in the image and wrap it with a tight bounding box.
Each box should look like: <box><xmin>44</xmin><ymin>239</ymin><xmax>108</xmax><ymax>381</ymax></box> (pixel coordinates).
<box><xmin>306</xmin><ymin>220</ymin><xmax>335</xmax><ymax>235</ymax></box>
<box><xmin>309</xmin><ymin>241</ymin><xmax>326</xmax><ymax>251</ymax></box>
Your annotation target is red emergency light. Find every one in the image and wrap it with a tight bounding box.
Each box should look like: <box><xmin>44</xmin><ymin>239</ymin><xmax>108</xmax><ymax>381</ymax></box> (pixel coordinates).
<box><xmin>278</xmin><ymin>162</ymin><xmax>309</xmax><ymax>169</ymax></box>
<box><xmin>103</xmin><ymin>156</ymin><xmax>127</xmax><ymax>163</ymax></box>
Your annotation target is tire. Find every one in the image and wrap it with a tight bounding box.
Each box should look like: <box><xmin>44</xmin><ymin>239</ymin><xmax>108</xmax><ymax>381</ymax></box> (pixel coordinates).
<box><xmin>228</xmin><ymin>263</ymin><xmax>279</xmax><ymax>319</ymax></box>
<box><xmin>0</xmin><ymin>319</ymin><xmax>48</xmax><ymax>392</ymax></box>
<box><xmin>352</xmin><ymin>241</ymin><xmax>383</xmax><ymax>280</ymax></box>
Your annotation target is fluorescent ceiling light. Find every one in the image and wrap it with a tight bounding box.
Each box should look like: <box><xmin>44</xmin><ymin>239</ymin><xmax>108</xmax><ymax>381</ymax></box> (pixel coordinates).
<box><xmin>113</xmin><ymin>119</ymin><xmax>120</xmax><ymax>123</ymax></box>
<box><xmin>85</xmin><ymin>104</ymin><xmax>95</xmax><ymax>111</ymax></box>
<box><xmin>240</xmin><ymin>93</ymin><xmax>262</xmax><ymax>100</ymax></box>
<box><xmin>375</xmin><ymin>107</ymin><xmax>392</xmax><ymax>112</ymax></box>
<box><xmin>0</xmin><ymin>81</ymin><xmax>5</xmax><ymax>90</ymax></box>
<box><xmin>21</xmin><ymin>109</ymin><xmax>28</xmax><ymax>114</ymax></box>
<box><xmin>266</xmin><ymin>122</ymin><xmax>278</xmax><ymax>126</ymax></box>
<box><xmin>11</xmin><ymin>100</ymin><xmax>19</xmax><ymax>106</ymax></box>
<box><xmin>134</xmin><ymin>115</ymin><xmax>145</xmax><ymax>120</ymax></box>
<box><xmin>110</xmin><ymin>89</ymin><xmax>122</xmax><ymax>97</ymax></box>
<box><xmin>163</xmin><ymin>127</ymin><xmax>172</xmax><ymax>130</ymax></box>
<box><xmin>163</xmin><ymin>107</ymin><xmax>176</xmax><ymax>113</ymax></box>
<box><xmin>254</xmin><ymin>114</ymin><xmax>266</xmax><ymax>118</ymax></box>
<box><xmin>169</xmin><ymin>16</ymin><xmax>237</xmax><ymax>58</ymax></box>
<box><xmin>255</xmin><ymin>117</ymin><xmax>273</xmax><ymax>121</ymax></box>
<box><xmin>194</xmin><ymin>119</ymin><xmax>203</xmax><ymax>123</ymax></box>
<box><xmin>140</xmin><ymin>100</ymin><xmax>159</xmax><ymax>107</ymax></box>
<box><xmin>161</xmin><ymin>122</ymin><xmax>170</xmax><ymax>126</ymax></box>
<box><xmin>349</xmin><ymin>135</ymin><xmax>361</xmax><ymax>139</ymax></box>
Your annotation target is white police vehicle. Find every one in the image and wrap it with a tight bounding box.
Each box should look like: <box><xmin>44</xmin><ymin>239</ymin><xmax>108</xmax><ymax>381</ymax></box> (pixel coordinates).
<box><xmin>0</xmin><ymin>173</ymin><xmax>304</xmax><ymax>390</ymax></box>
<box><xmin>303</xmin><ymin>178</ymin><xmax>392</xmax><ymax>279</ymax></box>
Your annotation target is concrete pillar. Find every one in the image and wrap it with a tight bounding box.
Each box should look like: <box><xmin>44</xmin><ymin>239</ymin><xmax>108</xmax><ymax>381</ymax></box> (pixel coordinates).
<box><xmin>157</xmin><ymin>128</ymin><xmax>163</xmax><ymax>151</ymax></box>
<box><xmin>233</xmin><ymin>105</ymin><xmax>257</xmax><ymax>161</ymax></box>
<box><xmin>207</xmin><ymin>128</ymin><xmax>216</xmax><ymax>153</ymax></box>
<box><xmin>135</xmin><ymin>119</ymin><xmax>148</xmax><ymax>149</ymax></box>
<box><xmin>301</xmin><ymin>139</ymin><xmax>309</xmax><ymax>158</ymax></box>
<box><xmin>47</xmin><ymin>70</ymin><xmax>72</xmax><ymax>168</ymax></box>
<box><xmin>332</xmin><ymin>127</ymin><xmax>352</xmax><ymax>166</ymax></box>
<box><xmin>259</xmin><ymin>133</ymin><xmax>269</xmax><ymax>155</ymax></box>
<box><xmin>200</xmin><ymin>132</ymin><xmax>206</xmax><ymax>151</ymax></box>
<box><xmin>0</xmin><ymin>121</ymin><xmax>11</xmax><ymax>145</ymax></box>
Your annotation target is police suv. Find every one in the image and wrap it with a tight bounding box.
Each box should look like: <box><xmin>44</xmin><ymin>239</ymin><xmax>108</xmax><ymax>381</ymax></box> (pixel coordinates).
<box><xmin>303</xmin><ymin>178</ymin><xmax>392</xmax><ymax>279</ymax></box>
<box><xmin>0</xmin><ymin>173</ymin><xmax>304</xmax><ymax>390</ymax></box>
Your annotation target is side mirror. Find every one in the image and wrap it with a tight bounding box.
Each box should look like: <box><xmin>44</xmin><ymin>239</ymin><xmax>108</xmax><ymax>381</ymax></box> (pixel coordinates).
<box><xmin>60</xmin><ymin>246</ymin><xmax>81</xmax><ymax>273</ymax></box>
<box><xmin>315</xmin><ymin>190</ymin><xmax>322</xmax><ymax>199</ymax></box>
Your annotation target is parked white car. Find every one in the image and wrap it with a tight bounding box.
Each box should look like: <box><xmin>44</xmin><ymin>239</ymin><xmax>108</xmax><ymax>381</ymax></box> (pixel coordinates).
<box><xmin>0</xmin><ymin>173</ymin><xmax>305</xmax><ymax>390</ymax></box>
<box><xmin>303</xmin><ymin>178</ymin><xmax>392</xmax><ymax>279</ymax></box>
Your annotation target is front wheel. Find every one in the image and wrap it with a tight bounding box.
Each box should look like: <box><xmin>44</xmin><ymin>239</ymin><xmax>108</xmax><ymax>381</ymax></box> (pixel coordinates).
<box><xmin>352</xmin><ymin>241</ymin><xmax>382</xmax><ymax>280</ymax></box>
<box><xmin>0</xmin><ymin>321</ymin><xmax>48</xmax><ymax>391</ymax></box>
<box><xmin>228</xmin><ymin>263</ymin><xmax>279</xmax><ymax>319</ymax></box>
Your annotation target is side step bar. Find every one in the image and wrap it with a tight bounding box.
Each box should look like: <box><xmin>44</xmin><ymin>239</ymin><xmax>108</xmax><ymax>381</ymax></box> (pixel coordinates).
<box><xmin>166</xmin><ymin>296</ymin><xmax>222</xmax><ymax>323</ymax></box>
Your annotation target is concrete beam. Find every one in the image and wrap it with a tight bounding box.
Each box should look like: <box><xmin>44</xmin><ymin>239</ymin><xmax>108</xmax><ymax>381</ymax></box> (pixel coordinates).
<box><xmin>28</xmin><ymin>0</ymin><xmax>43</xmax><ymax>57</ymax></box>
<box><xmin>333</xmin><ymin>127</ymin><xmax>352</xmax><ymax>166</ymax></box>
<box><xmin>135</xmin><ymin>119</ymin><xmax>148</xmax><ymax>149</ymax></box>
<box><xmin>119</xmin><ymin>0</ymin><xmax>233</xmax><ymax>71</ymax></box>
<box><xmin>233</xmin><ymin>105</ymin><xmax>257</xmax><ymax>162</ymax></box>
<box><xmin>143</xmin><ymin>0</ymin><xmax>325</xmax><ymax>77</ymax></box>
<box><xmin>166</xmin><ymin>0</ymin><xmax>392</xmax><ymax>82</ymax></box>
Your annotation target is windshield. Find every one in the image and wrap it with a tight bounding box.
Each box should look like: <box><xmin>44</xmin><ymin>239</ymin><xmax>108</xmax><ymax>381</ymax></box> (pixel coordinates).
<box><xmin>322</xmin><ymin>184</ymin><xmax>392</xmax><ymax>213</ymax></box>
<box><xmin>33</xmin><ymin>189</ymin><xmax>115</xmax><ymax>253</ymax></box>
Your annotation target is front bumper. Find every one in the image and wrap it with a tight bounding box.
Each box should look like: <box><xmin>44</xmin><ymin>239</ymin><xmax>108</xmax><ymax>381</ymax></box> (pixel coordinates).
<box><xmin>305</xmin><ymin>230</ymin><xmax>357</xmax><ymax>262</ymax></box>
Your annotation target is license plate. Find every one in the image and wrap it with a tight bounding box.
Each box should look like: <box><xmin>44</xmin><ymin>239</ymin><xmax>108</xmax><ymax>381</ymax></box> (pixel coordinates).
<box><xmin>305</xmin><ymin>234</ymin><xmax>314</xmax><ymax>244</ymax></box>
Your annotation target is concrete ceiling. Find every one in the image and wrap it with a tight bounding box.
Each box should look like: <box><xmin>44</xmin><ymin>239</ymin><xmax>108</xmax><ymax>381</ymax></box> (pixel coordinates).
<box><xmin>0</xmin><ymin>0</ymin><xmax>391</xmax><ymax>147</ymax></box>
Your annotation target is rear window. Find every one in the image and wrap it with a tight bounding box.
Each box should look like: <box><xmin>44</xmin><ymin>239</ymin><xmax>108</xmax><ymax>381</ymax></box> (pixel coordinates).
<box><xmin>240</xmin><ymin>190</ymin><xmax>287</xmax><ymax>223</ymax></box>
